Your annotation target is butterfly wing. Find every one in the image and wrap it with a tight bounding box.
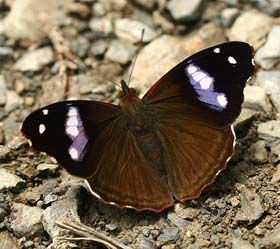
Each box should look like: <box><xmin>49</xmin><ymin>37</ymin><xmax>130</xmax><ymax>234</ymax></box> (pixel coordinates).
<box><xmin>21</xmin><ymin>100</ymin><xmax>173</xmax><ymax>211</ymax></box>
<box><xmin>142</xmin><ymin>41</ymin><xmax>254</xmax><ymax>201</ymax></box>
<box><xmin>143</xmin><ymin>41</ymin><xmax>255</xmax><ymax>128</ymax></box>
<box><xmin>21</xmin><ymin>100</ymin><xmax>121</xmax><ymax>178</ymax></box>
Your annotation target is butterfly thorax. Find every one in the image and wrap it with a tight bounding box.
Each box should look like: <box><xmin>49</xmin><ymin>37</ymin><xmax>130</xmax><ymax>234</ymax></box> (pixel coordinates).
<box><xmin>119</xmin><ymin>81</ymin><xmax>152</xmax><ymax>131</ymax></box>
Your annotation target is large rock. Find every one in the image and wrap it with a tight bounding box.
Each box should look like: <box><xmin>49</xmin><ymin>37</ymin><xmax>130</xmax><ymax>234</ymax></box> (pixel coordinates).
<box><xmin>4</xmin><ymin>0</ymin><xmax>73</xmax><ymax>40</ymax></box>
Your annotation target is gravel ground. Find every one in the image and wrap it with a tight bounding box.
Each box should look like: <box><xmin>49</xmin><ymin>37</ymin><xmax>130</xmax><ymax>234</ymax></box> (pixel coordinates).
<box><xmin>0</xmin><ymin>0</ymin><xmax>279</xmax><ymax>248</ymax></box>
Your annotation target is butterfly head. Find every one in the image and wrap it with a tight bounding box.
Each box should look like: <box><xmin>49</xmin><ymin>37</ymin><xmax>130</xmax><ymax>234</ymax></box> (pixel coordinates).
<box><xmin>119</xmin><ymin>80</ymin><xmax>140</xmax><ymax>107</ymax></box>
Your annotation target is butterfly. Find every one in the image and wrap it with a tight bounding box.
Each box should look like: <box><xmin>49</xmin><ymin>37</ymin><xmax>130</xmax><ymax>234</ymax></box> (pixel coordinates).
<box><xmin>21</xmin><ymin>41</ymin><xmax>255</xmax><ymax>212</ymax></box>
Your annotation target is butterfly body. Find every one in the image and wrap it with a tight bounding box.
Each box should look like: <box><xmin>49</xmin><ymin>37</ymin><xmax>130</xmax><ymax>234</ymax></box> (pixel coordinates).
<box><xmin>21</xmin><ymin>42</ymin><xmax>255</xmax><ymax>212</ymax></box>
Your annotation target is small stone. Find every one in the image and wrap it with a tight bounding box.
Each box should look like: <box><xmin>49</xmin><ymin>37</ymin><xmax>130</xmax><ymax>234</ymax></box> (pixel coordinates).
<box><xmin>157</xmin><ymin>228</ymin><xmax>179</xmax><ymax>244</ymax></box>
<box><xmin>114</xmin><ymin>18</ymin><xmax>157</xmax><ymax>43</ymax></box>
<box><xmin>174</xmin><ymin>205</ymin><xmax>200</xmax><ymax>220</ymax></box>
<box><xmin>105</xmin><ymin>222</ymin><xmax>118</xmax><ymax>231</ymax></box>
<box><xmin>89</xmin><ymin>17</ymin><xmax>113</xmax><ymax>35</ymax></box>
<box><xmin>0</xmin><ymin>168</ymin><xmax>25</xmax><ymax>192</ymax></box>
<box><xmin>271</xmin><ymin>164</ymin><xmax>280</xmax><ymax>184</ymax></box>
<box><xmin>0</xmin><ymin>75</ymin><xmax>7</xmax><ymax>106</ymax></box>
<box><xmin>257</xmin><ymin>70</ymin><xmax>280</xmax><ymax>112</ymax></box>
<box><xmin>136</xmin><ymin>236</ymin><xmax>155</xmax><ymax>249</ymax></box>
<box><xmin>67</xmin><ymin>2</ymin><xmax>92</xmax><ymax>18</ymax></box>
<box><xmin>255</xmin><ymin>26</ymin><xmax>280</xmax><ymax>69</ymax></box>
<box><xmin>243</xmin><ymin>85</ymin><xmax>272</xmax><ymax>113</ymax></box>
<box><xmin>43</xmin><ymin>193</ymin><xmax>59</xmax><ymax>206</ymax></box>
<box><xmin>23</xmin><ymin>190</ymin><xmax>41</xmax><ymax>204</ymax></box>
<box><xmin>11</xmin><ymin>203</ymin><xmax>44</xmax><ymax>238</ymax></box>
<box><xmin>262</xmin><ymin>224</ymin><xmax>280</xmax><ymax>248</ymax></box>
<box><xmin>0</xmin><ymin>46</ymin><xmax>13</xmax><ymax>59</ymax></box>
<box><xmin>229</xmin><ymin>10</ymin><xmax>272</xmax><ymax>47</ymax></box>
<box><xmin>161</xmin><ymin>245</ymin><xmax>176</xmax><ymax>249</ymax></box>
<box><xmin>22</xmin><ymin>240</ymin><xmax>34</xmax><ymax>248</ymax></box>
<box><xmin>105</xmin><ymin>39</ymin><xmax>136</xmax><ymax>65</ymax></box>
<box><xmin>36</xmin><ymin>163</ymin><xmax>59</xmax><ymax>177</ymax></box>
<box><xmin>166</xmin><ymin>0</ymin><xmax>206</xmax><ymax>22</ymax></box>
<box><xmin>90</xmin><ymin>40</ymin><xmax>108</xmax><ymax>57</ymax></box>
<box><xmin>167</xmin><ymin>212</ymin><xmax>189</xmax><ymax>228</ymax></box>
<box><xmin>92</xmin><ymin>2</ymin><xmax>106</xmax><ymax>16</ymax></box>
<box><xmin>235</xmin><ymin>188</ymin><xmax>264</xmax><ymax>224</ymax></box>
<box><xmin>230</xmin><ymin>196</ymin><xmax>240</xmax><ymax>207</ymax></box>
<box><xmin>13</xmin><ymin>46</ymin><xmax>54</xmax><ymax>72</ymax></box>
<box><xmin>4</xmin><ymin>90</ymin><xmax>23</xmax><ymax>113</ymax></box>
<box><xmin>0</xmin><ymin>233</ymin><xmax>18</xmax><ymax>249</ymax></box>
<box><xmin>220</xmin><ymin>8</ymin><xmax>239</xmax><ymax>27</ymax></box>
<box><xmin>258</xmin><ymin>120</ymin><xmax>280</xmax><ymax>142</ymax></box>
<box><xmin>234</xmin><ymin>108</ymin><xmax>259</xmax><ymax>131</ymax></box>
<box><xmin>70</xmin><ymin>37</ymin><xmax>90</xmax><ymax>58</ymax></box>
<box><xmin>247</xmin><ymin>141</ymin><xmax>267</xmax><ymax>164</ymax></box>
<box><xmin>232</xmin><ymin>238</ymin><xmax>255</xmax><ymax>249</ymax></box>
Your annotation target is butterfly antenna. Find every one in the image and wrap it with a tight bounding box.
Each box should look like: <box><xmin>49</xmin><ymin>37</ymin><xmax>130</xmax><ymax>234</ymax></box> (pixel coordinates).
<box><xmin>67</xmin><ymin>58</ymin><xmax>121</xmax><ymax>88</ymax></box>
<box><xmin>127</xmin><ymin>29</ymin><xmax>145</xmax><ymax>86</ymax></box>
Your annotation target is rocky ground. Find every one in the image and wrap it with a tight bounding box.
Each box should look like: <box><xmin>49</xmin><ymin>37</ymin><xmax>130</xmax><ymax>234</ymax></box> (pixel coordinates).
<box><xmin>0</xmin><ymin>0</ymin><xmax>279</xmax><ymax>248</ymax></box>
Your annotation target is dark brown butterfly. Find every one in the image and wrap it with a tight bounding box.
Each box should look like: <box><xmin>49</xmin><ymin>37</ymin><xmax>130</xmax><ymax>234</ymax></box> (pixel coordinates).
<box><xmin>21</xmin><ymin>42</ymin><xmax>255</xmax><ymax>212</ymax></box>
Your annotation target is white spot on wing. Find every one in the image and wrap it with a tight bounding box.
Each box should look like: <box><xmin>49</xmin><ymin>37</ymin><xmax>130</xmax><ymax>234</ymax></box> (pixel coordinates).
<box><xmin>66</xmin><ymin>116</ymin><xmax>79</xmax><ymax>126</ymax></box>
<box><xmin>228</xmin><ymin>56</ymin><xmax>237</xmax><ymax>64</ymax></box>
<box><xmin>217</xmin><ymin>94</ymin><xmax>228</xmax><ymax>107</ymax></box>
<box><xmin>39</xmin><ymin>124</ymin><xmax>46</xmax><ymax>134</ymax></box>
<box><xmin>199</xmin><ymin>77</ymin><xmax>213</xmax><ymax>90</ymax></box>
<box><xmin>66</xmin><ymin>126</ymin><xmax>79</xmax><ymax>137</ymax></box>
<box><xmin>42</xmin><ymin>109</ymin><xmax>48</xmax><ymax>115</ymax></box>
<box><xmin>187</xmin><ymin>65</ymin><xmax>198</xmax><ymax>74</ymax></box>
<box><xmin>192</xmin><ymin>71</ymin><xmax>206</xmax><ymax>82</ymax></box>
<box><xmin>68</xmin><ymin>107</ymin><xmax>78</xmax><ymax>116</ymax></box>
<box><xmin>69</xmin><ymin>147</ymin><xmax>79</xmax><ymax>160</ymax></box>
<box><xmin>213</xmin><ymin>47</ymin><xmax>220</xmax><ymax>53</ymax></box>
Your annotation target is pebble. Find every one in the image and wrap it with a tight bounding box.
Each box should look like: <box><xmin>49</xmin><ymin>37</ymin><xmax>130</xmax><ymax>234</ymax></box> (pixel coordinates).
<box><xmin>105</xmin><ymin>39</ymin><xmax>136</xmax><ymax>65</ymax></box>
<box><xmin>3</xmin><ymin>0</ymin><xmax>73</xmax><ymax>40</ymax></box>
<box><xmin>255</xmin><ymin>25</ymin><xmax>280</xmax><ymax>69</ymax></box>
<box><xmin>258</xmin><ymin>120</ymin><xmax>280</xmax><ymax>142</ymax></box>
<box><xmin>41</xmin><ymin>186</ymin><xmax>81</xmax><ymax>238</ymax></box>
<box><xmin>220</xmin><ymin>8</ymin><xmax>239</xmax><ymax>27</ymax></box>
<box><xmin>11</xmin><ymin>203</ymin><xmax>44</xmax><ymax>238</ymax></box>
<box><xmin>174</xmin><ymin>205</ymin><xmax>200</xmax><ymax>220</ymax></box>
<box><xmin>136</xmin><ymin>236</ymin><xmax>155</xmax><ymax>249</ymax></box>
<box><xmin>13</xmin><ymin>46</ymin><xmax>54</xmax><ymax>72</ymax></box>
<box><xmin>70</xmin><ymin>36</ymin><xmax>91</xmax><ymax>58</ymax></box>
<box><xmin>243</xmin><ymin>85</ymin><xmax>272</xmax><ymax>113</ymax></box>
<box><xmin>0</xmin><ymin>74</ymin><xmax>7</xmax><ymax>106</ymax></box>
<box><xmin>157</xmin><ymin>228</ymin><xmax>179</xmax><ymax>245</ymax></box>
<box><xmin>262</xmin><ymin>224</ymin><xmax>280</xmax><ymax>247</ymax></box>
<box><xmin>0</xmin><ymin>46</ymin><xmax>13</xmax><ymax>59</ymax></box>
<box><xmin>167</xmin><ymin>212</ymin><xmax>189</xmax><ymax>228</ymax></box>
<box><xmin>0</xmin><ymin>168</ymin><xmax>25</xmax><ymax>192</ymax></box>
<box><xmin>36</xmin><ymin>163</ymin><xmax>59</xmax><ymax>177</ymax></box>
<box><xmin>4</xmin><ymin>91</ymin><xmax>23</xmax><ymax>113</ymax></box>
<box><xmin>229</xmin><ymin>10</ymin><xmax>272</xmax><ymax>47</ymax></box>
<box><xmin>114</xmin><ymin>18</ymin><xmax>157</xmax><ymax>43</ymax></box>
<box><xmin>0</xmin><ymin>207</ymin><xmax>7</xmax><ymax>222</ymax></box>
<box><xmin>166</xmin><ymin>0</ymin><xmax>206</xmax><ymax>22</ymax></box>
<box><xmin>247</xmin><ymin>141</ymin><xmax>268</xmax><ymax>164</ymax></box>
<box><xmin>89</xmin><ymin>17</ymin><xmax>113</xmax><ymax>35</ymax></box>
<box><xmin>0</xmin><ymin>233</ymin><xmax>18</xmax><ymax>249</ymax></box>
<box><xmin>256</xmin><ymin>70</ymin><xmax>280</xmax><ymax>112</ymax></box>
<box><xmin>231</xmin><ymin>238</ymin><xmax>255</xmax><ymax>249</ymax></box>
<box><xmin>23</xmin><ymin>190</ymin><xmax>41</xmax><ymax>204</ymax></box>
<box><xmin>90</xmin><ymin>40</ymin><xmax>108</xmax><ymax>57</ymax></box>
<box><xmin>271</xmin><ymin>164</ymin><xmax>280</xmax><ymax>184</ymax></box>
<box><xmin>235</xmin><ymin>188</ymin><xmax>264</xmax><ymax>224</ymax></box>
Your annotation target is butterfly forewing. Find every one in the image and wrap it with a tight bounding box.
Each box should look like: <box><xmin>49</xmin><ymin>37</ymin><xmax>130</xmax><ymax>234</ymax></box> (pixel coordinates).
<box><xmin>143</xmin><ymin>41</ymin><xmax>255</xmax><ymax>128</ymax></box>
